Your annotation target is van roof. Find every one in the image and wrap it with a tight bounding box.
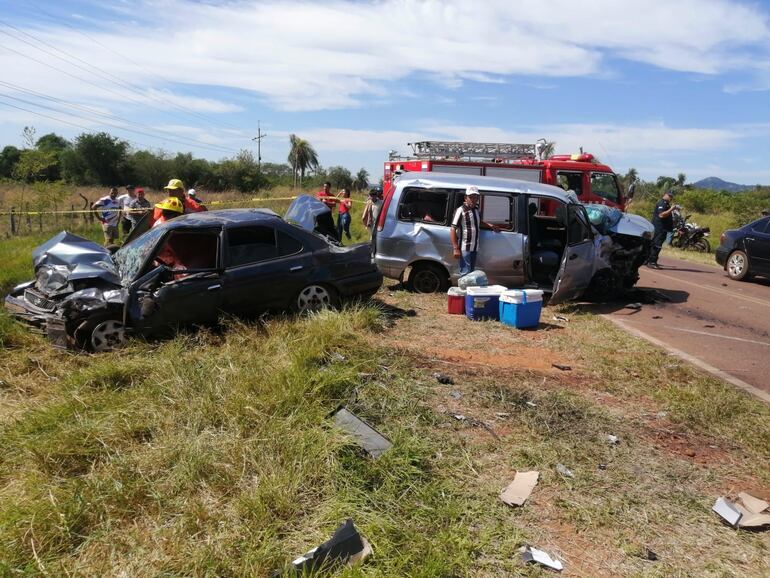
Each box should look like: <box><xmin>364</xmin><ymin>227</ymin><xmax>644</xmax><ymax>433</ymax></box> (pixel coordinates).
<box><xmin>395</xmin><ymin>172</ymin><xmax>575</xmax><ymax>203</ymax></box>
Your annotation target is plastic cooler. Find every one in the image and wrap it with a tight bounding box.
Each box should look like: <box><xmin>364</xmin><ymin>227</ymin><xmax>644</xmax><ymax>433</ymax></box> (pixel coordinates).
<box><xmin>499</xmin><ymin>289</ymin><xmax>544</xmax><ymax>329</ymax></box>
<box><xmin>447</xmin><ymin>287</ymin><xmax>467</xmax><ymax>315</ymax></box>
<box><xmin>465</xmin><ymin>285</ymin><xmax>507</xmax><ymax>321</ymax></box>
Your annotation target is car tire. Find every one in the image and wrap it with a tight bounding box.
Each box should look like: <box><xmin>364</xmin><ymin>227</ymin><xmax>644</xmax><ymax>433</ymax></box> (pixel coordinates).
<box><xmin>74</xmin><ymin>314</ymin><xmax>127</xmax><ymax>352</ymax></box>
<box><xmin>296</xmin><ymin>284</ymin><xmax>337</xmax><ymax>314</ymax></box>
<box><xmin>406</xmin><ymin>262</ymin><xmax>449</xmax><ymax>294</ymax></box>
<box><xmin>726</xmin><ymin>250</ymin><xmax>750</xmax><ymax>281</ymax></box>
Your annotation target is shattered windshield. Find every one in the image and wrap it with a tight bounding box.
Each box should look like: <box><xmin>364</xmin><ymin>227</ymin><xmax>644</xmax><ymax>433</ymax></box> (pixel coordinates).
<box><xmin>113</xmin><ymin>226</ymin><xmax>165</xmax><ymax>286</ymax></box>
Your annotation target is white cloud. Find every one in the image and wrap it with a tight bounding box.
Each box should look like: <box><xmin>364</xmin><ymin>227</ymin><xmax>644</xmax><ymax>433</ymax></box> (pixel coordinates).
<box><xmin>0</xmin><ymin>0</ymin><xmax>767</xmax><ymax>113</ymax></box>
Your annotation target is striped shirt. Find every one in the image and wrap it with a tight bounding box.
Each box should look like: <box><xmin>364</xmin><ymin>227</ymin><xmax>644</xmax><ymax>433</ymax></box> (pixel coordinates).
<box><xmin>452</xmin><ymin>204</ymin><xmax>480</xmax><ymax>252</ymax></box>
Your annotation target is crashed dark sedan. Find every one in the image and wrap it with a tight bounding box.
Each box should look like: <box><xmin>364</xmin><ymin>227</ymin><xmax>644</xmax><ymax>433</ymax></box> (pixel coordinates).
<box><xmin>5</xmin><ymin>196</ymin><xmax>383</xmax><ymax>351</ymax></box>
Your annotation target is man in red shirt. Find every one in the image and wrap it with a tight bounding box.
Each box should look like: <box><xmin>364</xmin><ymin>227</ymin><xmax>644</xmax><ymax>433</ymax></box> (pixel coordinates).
<box><xmin>316</xmin><ymin>181</ymin><xmax>337</xmax><ymax>211</ymax></box>
<box><xmin>149</xmin><ymin>179</ymin><xmax>206</xmax><ymax>226</ymax></box>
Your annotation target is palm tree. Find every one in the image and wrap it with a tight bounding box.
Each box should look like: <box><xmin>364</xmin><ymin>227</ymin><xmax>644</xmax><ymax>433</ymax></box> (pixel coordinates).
<box><xmin>656</xmin><ymin>175</ymin><xmax>675</xmax><ymax>191</ymax></box>
<box><xmin>676</xmin><ymin>173</ymin><xmax>686</xmax><ymax>187</ymax></box>
<box><xmin>287</xmin><ymin>134</ymin><xmax>319</xmax><ymax>189</ymax></box>
<box><xmin>538</xmin><ymin>140</ymin><xmax>556</xmax><ymax>159</ymax></box>
<box><xmin>624</xmin><ymin>168</ymin><xmax>638</xmax><ymax>185</ymax></box>
<box><xmin>353</xmin><ymin>168</ymin><xmax>369</xmax><ymax>191</ymax></box>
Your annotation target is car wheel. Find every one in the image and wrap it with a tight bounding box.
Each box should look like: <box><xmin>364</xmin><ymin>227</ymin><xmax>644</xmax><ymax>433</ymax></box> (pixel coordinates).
<box><xmin>75</xmin><ymin>316</ymin><xmax>127</xmax><ymax>352</ymax></box>
<box><xmin>296</xmin><ymin>284</ymin><xmax>336</xmax><ymax>313</ymax></box>
<box><xmin>407</xmin><ymin>263</ymin><xmax>448</xmax><ymax>293</ymax></box>
<box><xmin>726</xmin><ymin>250</ymin><xmax>750</xmax><ymax>281</ymax></box>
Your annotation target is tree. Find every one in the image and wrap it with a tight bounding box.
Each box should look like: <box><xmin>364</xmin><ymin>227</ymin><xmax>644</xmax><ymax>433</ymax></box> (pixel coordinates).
<box><xmin>539</xmin><ymin>140</ymin><xmax>556</xmax><ymax>159</ymax></box>
<box><xmin>12</xmin><ymin>149</ymin><xmax>58</xmax><ymax>182</ymax></box>
<box><xmin>327</xmin><ymin>166</ymin><xmax>353</xmax><ymax>190</ymax></box>
<box><xmin>624</xmin><ymin>168</ymin><xmax>638</xmax><ymax>184</ymax></box>
<box><xmin>128</xmin><ymin>150</ymin><xmax>174</xmax><ymax>190</ymax></box>
<box><xmin>0</xmin><ymin>145</ymin><xmax>21</xmax><ymax>178</ymax></box>
<box><xmin>656</xmin><ymin>175</ymin><xmax>676</xmax><ymax>191</ymax></box>
<box><xmin>353</xmin><ymin>168</ymin><xmax>369</xmax><ymax>191</ymax></box>
<box><xmin>676</xmin><ymin>173</ymin><xmax>687</xmax><ymax>187</ymax></box>
<box><xmin>287</xmin><ymin>134</ymin><xmax>319</xmax><ymax>188</ymax></box>
<box><xmin>36</xmin><ymin>133</ymin><xmax>70</xmax><ymax>154</ymax></box>
<box><xmin>73</xmin><ymin>132</ymin><xmax>130</xmax><ymax>185</ymax></box>
<box><xmin>21</xmin><ymin>126</ymin><xmax>36</xmax><ymax>148</ymax></box>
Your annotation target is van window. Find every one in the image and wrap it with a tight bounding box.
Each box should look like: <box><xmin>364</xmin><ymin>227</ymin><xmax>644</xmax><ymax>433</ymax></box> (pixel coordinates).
<box><xmin>590</xmin><ymin>172</ymin><xmax>620</xmax><ymax>203</ymax></box>
<box><xmin>556</xmin><ymin>171</ymin><xmax>583</xmax><ymax>197</ymax></box>
<box><xmin>398</xmin><ymin>187</ymin><xmax>455</xmax><ymax>224</ymax></box>
<box><xmin>481</xmin><ymin>193</ymin><xmax>515</xmax><ymax>230</ymax></box>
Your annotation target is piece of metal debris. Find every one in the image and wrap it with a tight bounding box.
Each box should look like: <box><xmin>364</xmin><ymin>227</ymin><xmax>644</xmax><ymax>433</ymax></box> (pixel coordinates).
<box><xmin>555</xmin><ymin>463</ymin><xmax>574</xmax><ymax>478</ymax></box>
<box><xmin>521</xmin><ymin>546</ymin><xmax>563</xmax><ymax>571</ymax></box>
<box><xmin>552</xmin><ymin>315</ymin><xmax>569</xmax><ymax>322</ymax></box>
<box><xmin>607</xmin><ymin>434</ymin><xmax>620</xmax><ymax>445</ymax></box>
<box><xmin>333</xmin><ymin>408</ymin><xmax>392</xmax><ymax>459</ymax></box>
<box><xmin>434</xmin><ymin>373</ymin><xmax>455</xmax><ymax>385</ymax></box>
<box><xmin>598</xmin><ymin>463</ymin><xmax>608</xmax><ymax>470</ymax></box>
<box><xmin>625</xmin><ymin>302</ymin><xmax>642</xmax><ymax>310</ymax></box>
<box><xmin>453</xmin><ymin>414</ymin><xmax>467</xmax><ymax>421</ymax></box>
<box><xmin>500</xmin><ymin>471</ymin><xmax>539</xmax><ymax>507</ymax></box>
<box><xmin>552</xmin><ymin>363</ymin><xmax>572</xmax><ymax>371</ymax></box>
<box><xmin>495</xmin><ymin>412</ymin><xmax>510</xmax><ymax>418</ymax></box>
<box><xmin>714</xmin><ymin>494</ymin><xmax>770</xmax><ymax>528</ymax></box>
<box><xmin>290</xmin><ymin>518</ymin><xmax>372</xmax><ymax>574</ymax></box>
<box><xmin>525</xmin><ymin>401</ymin><xmax>537</xmax><ymax>408</ymax></box>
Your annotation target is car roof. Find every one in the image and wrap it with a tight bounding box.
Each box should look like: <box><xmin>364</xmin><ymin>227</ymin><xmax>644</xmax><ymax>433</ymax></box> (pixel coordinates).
<box><xmin>162</xmin><ymin>208</ymin><xmax>281</xmax><ymax>228</ymax></box>
<box><xmin>395</xmin><ymin>172</ymin><xmax>574</xmax><ymax>202</ymax></box>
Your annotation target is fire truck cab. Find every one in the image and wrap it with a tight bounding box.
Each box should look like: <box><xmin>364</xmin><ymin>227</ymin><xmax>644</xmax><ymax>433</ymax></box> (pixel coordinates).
<box><xmin>381</xmin><ymin>141</ymin><xmax>626</xmax><ymax>217</ymax></box>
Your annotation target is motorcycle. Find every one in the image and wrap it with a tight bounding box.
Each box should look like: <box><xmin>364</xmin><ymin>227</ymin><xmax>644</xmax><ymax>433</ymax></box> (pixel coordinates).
<box><xmin>670</xmin><ymin>209</ymin><xmax>711</xmax><ymax>252</ymax></box>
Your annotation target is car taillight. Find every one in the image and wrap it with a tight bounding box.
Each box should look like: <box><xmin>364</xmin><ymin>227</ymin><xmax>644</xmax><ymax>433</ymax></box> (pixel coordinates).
<box><xmin>720</xmin><ymin>233</ymin><xmax>726</xmax><ymax>244</ymax></box>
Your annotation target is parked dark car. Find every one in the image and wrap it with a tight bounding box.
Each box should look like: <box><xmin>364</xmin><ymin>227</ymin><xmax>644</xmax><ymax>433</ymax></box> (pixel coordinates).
<box><xmin>715</xmin><ymin>216</ymin><xmax>770</xmax><ymax>281</ymax></box>
<box><xmin>5</xmin><ymin>197</ymin><xmax>382</xmax><ymax>351</ymax></box>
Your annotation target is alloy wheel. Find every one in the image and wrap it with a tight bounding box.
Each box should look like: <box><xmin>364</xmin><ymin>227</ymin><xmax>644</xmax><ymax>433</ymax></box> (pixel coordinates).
<box><xmin>297</xmin><ymin>285</ymin><xmax>333</xmax><ymax>313</ymax></box>
<box><xmin>90</xmin><ymin>320</ymin><xmax>126</xmax><ymax>352</ymax></box>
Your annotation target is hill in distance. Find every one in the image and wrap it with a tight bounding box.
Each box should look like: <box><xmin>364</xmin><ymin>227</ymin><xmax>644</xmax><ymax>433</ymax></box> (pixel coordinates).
<box><xmin>692</xmin><ymin>177</ymin><xmax>754</xmax><ymax>192</ymax></box>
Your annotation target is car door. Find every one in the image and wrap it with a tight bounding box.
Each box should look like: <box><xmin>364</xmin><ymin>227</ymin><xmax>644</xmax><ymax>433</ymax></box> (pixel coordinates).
<box><xmin>550</xmin><ymin>204</ymin><xmax>596</xmax><ymax>304</ymax></box>
<box><xmin>127</xmin><ymin>227</ymin><xmax>224</xmax><ymax>333</ymax></box>
<box><xmin>475</xmin><ymin>191</ymin><xmax>526</xmax><ymax>287</ymax></box>
<box><xmin>744</xmin><ymin>218</ymin><xmax>770</xmax><ymax>272</ymax></box>
<box><xmin>221</xmin><ymin>223</ymin><xmax>312</xmax><ymax>316</ymax></box>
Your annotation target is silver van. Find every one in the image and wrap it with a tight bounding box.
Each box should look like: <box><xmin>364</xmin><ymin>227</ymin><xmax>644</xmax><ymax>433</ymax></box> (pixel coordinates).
<box><xmin>374</xmin><ymin>173</ymin><xmax>651</xmax><ymax>303</ymax></box>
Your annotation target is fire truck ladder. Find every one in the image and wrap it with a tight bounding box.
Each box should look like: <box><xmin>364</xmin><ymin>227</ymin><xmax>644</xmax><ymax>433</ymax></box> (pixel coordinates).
<box><xmin>407</xmin><ymin>141</ymin><xmax>538</xmax><ymax>160</ymax></box>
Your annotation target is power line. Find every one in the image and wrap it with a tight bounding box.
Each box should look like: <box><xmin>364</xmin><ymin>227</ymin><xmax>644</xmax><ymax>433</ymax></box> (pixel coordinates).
<box><xmin>0</xmin><ymin>91</ymin><xmax>238</xmax><ymax>155</ymax></box>
<box><xmin>0</xmin><ymin>80</ymin><xmax>238</xmax><ymax>154</ymax></box>
<box><xmin>14</xmin><ymin>3</ymin><xmax>245</xmax><ymax>133</ymax></box>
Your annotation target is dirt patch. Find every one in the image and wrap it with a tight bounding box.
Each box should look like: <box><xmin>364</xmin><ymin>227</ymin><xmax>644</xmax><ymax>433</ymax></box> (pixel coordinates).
<box><xmin>393</xmin><ymin>341</ymin><xmax>563</xmax><ymax>373</ymax></box>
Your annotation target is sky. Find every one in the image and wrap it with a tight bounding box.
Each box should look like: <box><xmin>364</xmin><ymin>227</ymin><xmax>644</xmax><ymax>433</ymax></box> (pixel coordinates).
<box><xmin>1</xmin><ymin>0</ymin><xmax>770</xmax><ymax>185</ymax></box>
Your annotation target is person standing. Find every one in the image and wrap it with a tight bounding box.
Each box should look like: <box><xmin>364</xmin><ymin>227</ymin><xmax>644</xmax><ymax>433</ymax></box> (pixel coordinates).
<box><xmin>647</xmin><ymin>190</ymin><xmax>679</xmax><ymax>268</ymax></box>
<box><xmin>126</xmin><ymin>187</ymin><xmax>152</xmax><ymax>231</ymax></box>
<box><xmin>362</xmin><ymin>189</ymin><xmax>381</xmax><ymax>230</ymax></box>
<box><xmin>116</xmin><ymin>184</ymin><xmax>136</xmax><ymax>239</ymax></box>
<box><xmin>450</xmin><ymin>186</ymin><xmax>499</xmax><ymax>276</ymax></box>
<box><xmin>149</xmin><ymin>179</ymin><xmax>205</xmax><ymax>226</ymax></box>
<box><xmin>316</xmin><ymin>181</ymin><xmax>337</xmax><ymax>212</ymax></box>
<box><xmin>337</xmin><ymin>188</ymin><xmax>352</xmax><ymax>240</ymax></box>
<box><xmin>91</xmin><ymin>187</ymin><xmax>121</xmax><ymax>246</ymax></box>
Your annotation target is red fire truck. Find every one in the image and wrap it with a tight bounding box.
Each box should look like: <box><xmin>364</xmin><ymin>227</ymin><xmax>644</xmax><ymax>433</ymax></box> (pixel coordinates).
<box><xmin>381</xmin><ymin>140</ymin><xmax>627</xmax><ymax>220</ymax></box>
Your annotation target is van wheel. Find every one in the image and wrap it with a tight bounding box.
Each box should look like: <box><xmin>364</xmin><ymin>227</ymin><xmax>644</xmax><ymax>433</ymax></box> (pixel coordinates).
<box><xmin>407</xmin><ymin>263</ymin><xmax>448</xmax><ymax>293</ymax></box>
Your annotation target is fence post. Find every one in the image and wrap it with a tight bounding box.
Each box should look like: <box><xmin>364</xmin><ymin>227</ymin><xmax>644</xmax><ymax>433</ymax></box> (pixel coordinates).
<box><xmin>38</xmin><ymin>212</ymin><xmax>43</xmax><ymax>231</ymax></box>
<box><xmin>25</xmin><ymin>203</ymin><xmax>31</xmax><ymax>232</ymax></box>
<box><xmin>54</xmin><ymin>205</ymin><xmax>59</xmax><ymax>228</ymax></box>
<box><xmin>71</xmin><ymin>204</ymin><xmax>75</xmax><ymax>228</ymax></box>
<box><xmin>10</xmin><ymin>207</ymin><xmax>16</xmax><ymax>235</ymax></box>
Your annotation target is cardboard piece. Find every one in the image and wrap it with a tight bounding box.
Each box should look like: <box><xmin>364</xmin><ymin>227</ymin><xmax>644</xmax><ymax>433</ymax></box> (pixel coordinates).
<box><xmin>521</xmin><ymin>546</ymin><xmax>563</xmax><ymax>571</ymax></box>
<box><xmin>333</xmin><ymin>408</ymin><xmax>392</xmax><ymax>459</ymax></box>
<box><xmin>500</xmin><ymin>471</ymin><xmax>539</xmax><ymax>507</ymax></box>
<box><xmin>713</xmin><ymin>493</ymin><xmax>770</xmax><ymax>529</ymax></box>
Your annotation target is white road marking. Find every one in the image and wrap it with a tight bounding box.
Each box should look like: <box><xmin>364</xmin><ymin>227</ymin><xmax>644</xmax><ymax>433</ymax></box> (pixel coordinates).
<box><xmin>666</xmin><ymin>326</ymin><xmax>770</xmax><ymax>347</ymax></box>
<box><xmin>646</xmin><ymin>269</ymin><xmax>770</xmax><ymax>308</ymax></box>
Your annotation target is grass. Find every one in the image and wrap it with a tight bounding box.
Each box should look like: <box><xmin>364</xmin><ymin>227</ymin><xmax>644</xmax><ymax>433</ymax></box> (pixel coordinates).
<box><xmin>1</xmin><ymin>217</ymin><xmax>769</xmax><ymax>575</ymax></box>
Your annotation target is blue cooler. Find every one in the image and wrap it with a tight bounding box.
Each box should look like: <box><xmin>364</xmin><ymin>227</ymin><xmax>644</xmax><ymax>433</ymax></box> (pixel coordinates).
<box><xmin>465</xmin><ymin>285</ymin><xmax>507</xmax><ymax>321</ymax></box>
<box><xmin>499</xmin><ymin>289</ymin><xmax>544</xmax><ymax>328</ymax></box>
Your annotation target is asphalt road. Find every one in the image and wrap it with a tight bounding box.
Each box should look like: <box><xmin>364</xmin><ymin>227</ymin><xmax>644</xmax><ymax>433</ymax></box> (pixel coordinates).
<box><xmin>603</xmin><ymin>255</ymin><xmax>770</xmax><ymax>400</ymax></box>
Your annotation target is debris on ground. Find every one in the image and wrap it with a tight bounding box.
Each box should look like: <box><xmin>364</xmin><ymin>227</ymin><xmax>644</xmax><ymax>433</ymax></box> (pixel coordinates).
<box><xmin>453</xmin><ymin>414</ymin><xmax>467</xmax><ymax>421</ymax></box>
<box><xmin>521</xmin><ymin>546</ymin><xmax>564</xmax><ymax>571</ymax></box>
<box><xmin>327</xmin><ymin>352</ymin><xmax>347</xmax><ymax>363</ymax></box>
<box><xmin>598</xmin><ymin>463</ymin><xmax>608</xmax><ymax>470</ymax></box>
<box><xmin>495</xmin><ymin>412</ymin><xmax>510</xmax><ymax>418</ymax></box>
<box><xmin>525</xmin><ymin>401</ymin><xmax>537</xmax><ymax>408</ymax></box>
<box><xmin>289</xmin><ymin>518</ymin><xmax>372</xmax><ymax>574</ymax></box>
<box><xmin>652</xmin><ymin>315</ymin><xmax>663</xmax><ymax>319</ymax></box>
<box><xmin>625</xmin><ymin>303</ymin><xmax>642</xmax><ymax>311</ymax></box>
<box><xmin>713</xmin><ymin>493</ymin><xmax>770</xmax><ymax>529</ymax></box>
<box><xmin>631</xmin><ymin>546</ymin><xmax>659</xmax><ymax>561</ymax></box>
<box><xmin>553</xmin><ymin>315</ymin><xmax>569</xmax><ymax>322</ymax></box>
<box><xmin>555</xmin><ymin>463</ymin><xmax>574</xmax><ymax>478</ymax></box>
<box><xmin>704</xmin><ymin>324</ymin><xmax>715</xmax><ymax>328</ymax></box>
<box><xmin>500</xmin><ymin>471</ymin><xmax>539</xmax><ymax>507</ymax></box>
<box><xmin>434</xmin><ymin>372</ymin><xmax>454</xmax><ymax>385</ymax></box>
<box><xmin>552</xmin><ymin>363</ymin><xmax>572</xmax><ymax>371</ymax></box>
<box><xmin>333</xmin><ymin>408</ymin><xmax>392</xmax><ymax>459</ymax></box>
<box><xmin>449</xmin><ymin>391</ymin><xmax>462</xmax><ymax>400</ymax></box>
<box><xmin>607</xmin><ymin>434</ymin><xmax>620</xmax><ymax>445</ymax></box>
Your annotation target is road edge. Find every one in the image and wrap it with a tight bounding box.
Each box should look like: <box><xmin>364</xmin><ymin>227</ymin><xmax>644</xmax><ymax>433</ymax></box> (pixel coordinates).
<box><xmin>603</xmin><ymin>315</ymin><xmax>770</xmax><ymax>405</ymax></box>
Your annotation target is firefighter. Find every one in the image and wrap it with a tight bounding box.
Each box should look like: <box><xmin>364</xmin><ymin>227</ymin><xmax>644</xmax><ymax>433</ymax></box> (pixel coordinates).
<box><xmin>152</xmin><ymin>197</ymin><xmax>184</xmax><ymax>228</ymax></box>
<box><xmin>149</xmin><ymin>179</ymin><xmax>205</xmax><ymax>226</ymax></box>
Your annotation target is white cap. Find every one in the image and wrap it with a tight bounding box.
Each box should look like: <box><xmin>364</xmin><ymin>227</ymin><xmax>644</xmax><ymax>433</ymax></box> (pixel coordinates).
<box><xmin>187</xmin><ymin>189</ymin><xmax>197</xmax><ymax>196</ymax></box>
<box><xmin>465</xmin><ymin>186</ymin><xmax>480</xmax><ymax>197</ymax></box>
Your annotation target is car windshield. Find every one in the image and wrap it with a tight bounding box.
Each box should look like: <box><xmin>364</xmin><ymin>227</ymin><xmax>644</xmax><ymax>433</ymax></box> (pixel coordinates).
<box><xmin>113</xmin><ymin>226</ymin><xmax>166</xmax><ymax>286</ymax></box>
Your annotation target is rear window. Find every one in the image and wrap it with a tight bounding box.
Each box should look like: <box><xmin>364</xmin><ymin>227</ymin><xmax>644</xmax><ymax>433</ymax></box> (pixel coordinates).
<box><xmin>398</xmin><ymin>187</ymin><xmax>457</xmax><ymax>225</ymax></box>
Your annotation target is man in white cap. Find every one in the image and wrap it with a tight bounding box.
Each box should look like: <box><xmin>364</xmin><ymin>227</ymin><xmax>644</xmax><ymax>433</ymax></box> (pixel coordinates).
<box><xmin>450</xmin><ymin>186</ymin><xmax>500</xmax><ymax>275</ymax></box>
<box><xmin>187</xmin><ymin>188</ymin><xmax>204</xmax><ymax>205</ymax></box>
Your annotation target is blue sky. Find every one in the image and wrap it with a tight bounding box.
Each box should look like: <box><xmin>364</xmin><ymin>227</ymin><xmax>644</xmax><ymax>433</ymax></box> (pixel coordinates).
<box><xmin>1</xmin><ymin>0</ymin><xmax>770</xmax><ymax>184</ymax></box>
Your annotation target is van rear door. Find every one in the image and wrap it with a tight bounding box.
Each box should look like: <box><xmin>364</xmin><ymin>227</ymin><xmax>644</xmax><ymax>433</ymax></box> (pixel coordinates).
<box><xmin>550</xmin><ymin>204</ymin><xmax>596</xmax><ymax>304</ymax></box>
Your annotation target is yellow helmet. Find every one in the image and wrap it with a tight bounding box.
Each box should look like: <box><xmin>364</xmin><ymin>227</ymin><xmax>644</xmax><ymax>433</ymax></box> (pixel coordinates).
<box><xmin>155</xmin><ymin>197</ymin><xmax>184</xmax><ymax>213</ymax></box>
<box><xmin>163</xmin><ymin>178</ymin><xmax>185</xmax><ymax>191</ymax></box>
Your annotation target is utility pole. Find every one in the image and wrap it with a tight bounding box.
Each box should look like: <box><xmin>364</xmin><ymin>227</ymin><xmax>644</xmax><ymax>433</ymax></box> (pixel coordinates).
<box><xmin>252</xmin><ymin>120</ymin><xmax>266</xmax><ymax>193</ymax></box>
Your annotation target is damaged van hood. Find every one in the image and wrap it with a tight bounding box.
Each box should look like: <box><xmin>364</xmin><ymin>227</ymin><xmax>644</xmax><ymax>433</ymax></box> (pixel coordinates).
<box><xmin>585</xmin><ymin>204</ymin><xmax>654</xmax><ymax>237</ymax></box>
<box><xmin>31</xmin><ymin>231</ymin><xmax>120</xmax><ymax>296</ymax></box>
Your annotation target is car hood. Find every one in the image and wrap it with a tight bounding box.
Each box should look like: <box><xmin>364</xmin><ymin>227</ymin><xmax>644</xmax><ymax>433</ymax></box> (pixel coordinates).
<box><xmin>585</xmin><ymin>205</ymin><xmax>654</xmax><ymax>237</ymax></box>
<box><xmin>31</xmin><ymin>231</ymin><xmax>120</xmax><ymax>295</ymax></box>
<box><xmin>285</xmin><ymin>195</ymin><xmax>340</xmax><ymax>242</ymax></box>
